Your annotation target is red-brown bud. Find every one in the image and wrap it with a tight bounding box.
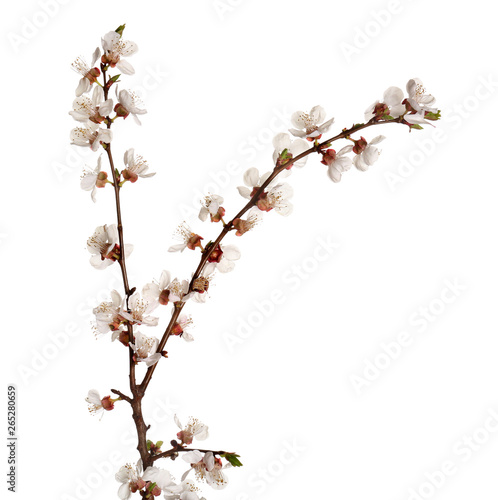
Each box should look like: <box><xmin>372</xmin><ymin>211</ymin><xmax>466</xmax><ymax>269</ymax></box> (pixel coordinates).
<box><xmin>207</xmin><ymin>244</ymin><xmax>223</xmax><ymax>263</ymax></box>
<box><xmin>122</xmin><ymin>169</ymin><xmax>138</xmax><ymax>183</ymax></box>
<box><xmin>101</xmin><ymin>396</ymin><xmax>115</xmax><ymax>411</ymax></box>
<box><xmin>114</xmin><ymin>102</ymin><xmax>130</xmax><ymax>119</ymax></box>
<box><xmin>159</xmin><ymin>289</ymin><xmax>170</xmax><ymax>306</ymax></box>
<box><xmin>352</xmin><ymin>136</ymin><xmax>367</xmax><ymax>154</ymax></box>
<box><xmin>187</xmin><ymin>234</ymin><xmax>203</xmax><ymax>251</ymax></box>
<box><xmin>96</xmin><ymin>171</ymin><xmax>108</xmax><ymax>188</ymax></box>
<box><xmin>320</xmin><ymin>148</ymin><xmax>337</xmax><ymax>166</ymax></box>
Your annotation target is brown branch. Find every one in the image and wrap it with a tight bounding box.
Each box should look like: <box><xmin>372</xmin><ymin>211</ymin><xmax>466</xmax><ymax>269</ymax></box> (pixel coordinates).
<box><xmin>110</xmin><ymin>389</ymin><xmax>132</xmax><ymax>403</ymax></box>
<box><xmin>139</xmin><ymin>116</ymin><xmax>405</xmax><ymax>392</ymax></box>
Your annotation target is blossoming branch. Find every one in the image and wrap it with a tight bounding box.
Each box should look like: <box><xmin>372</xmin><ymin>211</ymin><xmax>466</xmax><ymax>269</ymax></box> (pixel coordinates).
<box><xmin>71</xmin><ymin>24</ymin><xmax>441</xmax><ymax>500</ymax></box>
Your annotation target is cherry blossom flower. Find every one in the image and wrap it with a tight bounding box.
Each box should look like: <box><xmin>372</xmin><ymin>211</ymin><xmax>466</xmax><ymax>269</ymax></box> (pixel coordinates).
<box><xmin>69</xmin><ymin>86</ymin><xmax>113</xmax><ymax>124</ymax></box>
<box><xmin>260</xmin><ymin>183</ymin><xmax>294</xmax><ymax>216</ymax></box>
<box><xmin>93</xmin><ymin>289</ymin><xmax>123</xmax><ymax>336</ymax></box>
<box><xmin>232</xmin><ymin>207</ymin><xmax>262</xmax><ymax>236</ymax></box>
<box><xmin>238</xmin><ymin>168</ymin><xmax>293</xmax><ymax>215</ymax></box>
<box><xmin>114</xmin><ymin>89</ymin><xmax>147</xmax><ymax>125</ymax></box>
<box><xmin>144</xmin><ymin>270</ymin><xmax>173</xmax><ymax>305</ymax></box>
<box><xmin>180</xmin><ymin>267</ymin><xmax>214</xmax><ymax>304</ymax></box>
<box><xmin>87</xmin><ymin>224</ymin><xmax>133</xmax><ymax>270</ymax></box>
<box><xmin>175</xmin><ymin>416</ymin><xmax>209</xmax><ymax>445</ymax></box>
<box><xmin>130</xmin><ymin>331</ymin><xmax>161</xmax><ymax>366</ymax></box>
<box><xmin>207</xmin><ymin>244</ymin><xmax>241</xmax><ymax>273</ymax></box>
<box><xmin>182</xmin><ymin>451</ymin><xmax>229</xmax><ymax>490</ymax></box>
<box><xmin>321</xmin><ymin>145</ymin><xmax>353</xmax><ymax>183</ymax></box>
<box><xmin>101</xmin><ymin>31</ymin><xmax>138</xmax><ymax>75</ymax></box>
<box><xmin>169</xmin><ymin>223</ymin><xmax>203</xmax><ymax>252</ymax></box>
<box><xmin>120</xmin><ymin>292</ymin><xmax>159</xmax><ymax>327</ymax></box>
<box><xmin>115</xmin><ymin>461</ymin><xmax>145</xmax><ymax>500</ymax></box>
<box><xmin>199</xmin><ymin>194</ymin><xmax>225</xmax><ymax>222</ymax></box>
<box><xmin>85</xmin><ymin>389</ymin><xmax>116</xmax><ymax>417</ymax></box>
<box><xmin>71</xmin><ymin>47</ymin><xmax>101</xmax><ymax>96</ymax></box>
<box><xmin>163</xmin><ymin>479</ymin><xmax>206</xmax><ymax>500</ymax></box>
<box><xmin>81</xmin><ymin>155</ymin><xmax>108</xmax><ymax>202</ymax></box>
<box><xmin>289</xmin><ymin>105</ymin><xmax>334</xmax><ymax>140</ymax></box>
<box><xmin>353</xmin><ymin>135</ymin><xmax>385</xmax><ymax>171</ymax></box>
<box><xmin>142</xmin><ymin>466</ymin><xmax>177</xmax><ymax>492</ymax></box>
<box><xmin>272</xmin><ymin>132</ymin><xmax>309</xmax><ymax>169</ymax></box>
<box><xmin>364</xmin><ymin>86</ymin><xmax>406</xmax><ymax>121</ymax></box>
<box><xmin>237</xmin><ymin>167</ymin><xmax>272</xmax><ymax>199</ymax></box>
<box><xmin>171</xmin><ymin>315</ymin><xmax>194</xmax><ymax>342</ymax></box>
<box><xmin>121</xmin><ymin>148</ymin><xmax>155</xmax><ymax>183</ymax></box>
<box><xmin>406</xmin><ymin>78</ymin><xmax>436</xmax><ymax>113</ymax></box>
<box><xmin>70</xmin><ymin>122</ymin><xmax>112</xmax><ymax>151</ymax></box>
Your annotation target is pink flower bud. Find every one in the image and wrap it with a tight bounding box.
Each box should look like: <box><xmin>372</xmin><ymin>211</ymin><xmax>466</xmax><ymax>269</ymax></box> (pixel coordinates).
<box><xmin>352</xmin><ymin>136</ymin><xmax>367</xmax><ymax>154</ymax></box>
<box><xmin>159</xmin><ymin>289</ymin><xmax>170</xmax><ymax>306</ymax></box>
<box><xmin>187</xmin><ymin>234</ymin><xmax>203</xmax><ymax>251</ymax></box>
<box><xmin>207</xmin><ymin>244</ymin><xmax>223</xmax><ymax>263</ymax></box>
<box><xmin>101</xmin><ymin>396</ymin><xmax>115</xmax><ymax>411</ymax></box>
<box><xmin>114</xmin><ymin>102</ymin><xmax>130</xmax><ymax>119</ymax></box>
<box><xmin>177</xmin><ymin>430</ymin><xmax>194</xmax><ymax>445</ymax></box>
<box><xmin>86</xmin><ymin>67</ymin><xmax>101</xmax><ymax>83</ymax></box>
<box><xmin>320</xmin><ymin>148</ymin><xmax>337</xmax><ymax>166</ymax></box>
<box><xmin>96</xmin><ymin>171</ymin><xmax>108</xmax><ymax>188</ymax></box>
<box><xmin>122</xmin><ymin>169</ymin><xmax>139</xmax><ymax>183</ymax></box>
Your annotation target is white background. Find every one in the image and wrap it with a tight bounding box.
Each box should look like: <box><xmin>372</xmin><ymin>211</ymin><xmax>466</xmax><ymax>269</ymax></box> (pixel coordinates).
<box><xmin>2</xmin><ymin>1</ymin><xmax>498</xmax><ymax>499</ymax></box>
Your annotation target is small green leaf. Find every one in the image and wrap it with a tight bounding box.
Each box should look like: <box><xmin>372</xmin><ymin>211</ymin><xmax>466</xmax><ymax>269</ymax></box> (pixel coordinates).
<box><xmin>110</xmin><ymin>74</ymin><xmax>121</xmax><ymax>83</ymax></box>
<box><xmin>221</xmin><ymin>453</ymin><xmax>243</xmax><ymax>467</ymax></box>
<box><xmin>156</xmin><ymin>441</ymin><xmax>164</xmax><ymax>448</ymax></box>
<box><xmin>425</xmin><ymin>110</ymin><xmax>441</xmax><ymax>121</ymax></box>
<box><xmin>115</xmin><ymin>24</ymin><xmax>126</xmax><ymax>36</ymax></box>
<box><xmin>410</xmin><ymin>124</ymin><xmax>424</xmax><ymax>130</ymax></box>
<box><xmin>146</xmin><ymin>439</ymin><xmax>152</xmax><ymax>450</ymax></box>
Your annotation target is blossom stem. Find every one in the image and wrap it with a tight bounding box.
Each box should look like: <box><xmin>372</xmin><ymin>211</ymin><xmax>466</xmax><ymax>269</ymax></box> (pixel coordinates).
<box><xmin>139</xmin><ymin>116</ymin><xmax>405</xmax><ymax>393</ymax></box>
<box><xmin>101</xmin><ymin>65</ymin><xmax>153</xmax><ymax>468</ymax></box>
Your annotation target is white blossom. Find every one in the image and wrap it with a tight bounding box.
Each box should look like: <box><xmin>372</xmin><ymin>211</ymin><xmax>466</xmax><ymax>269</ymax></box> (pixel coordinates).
<box><xmin>289</xmin><ymin>105</ymin><xmax>334</xmax><ymax>139</ymax></box>
<box><xmin>86</xmin><ymin>224</ymin><xmax>133</xmax><ymax>270</ymax></box>
<box><xmin>175</xmin><ymin>416</ymin><xmax>209</xmax><ymax>444</ymax></box>
<box><xmin>199</xmin><ymin>194</ymin><xmax>224</xmax><ymax>222</ymax></box>
<box><xmin>163</xmin><ymin>479</ymin><xmax>206</xmax><ymax>500</ymax></box>
<box><xmin>130</xmin><ymin>331</ymin><xmax>161</xmax><ymax>366</ymax></box>
<box><xmin>182</xmin><ymin>451</ymin><xmax>228</xmax><ymax>490</ymax></box>
<box><xmin>120</xmin><ymin>292</ymin><xmax>159</xmax><ymax>327</ymax></box>
<box><xmin>118</xmin><ymin>89</ymin><xmax>147</xmax><ymax>124</ymax></box>
<box><xmin>168</xmin><ymin>223</ymin><xmax>203</xmax><ymax>253</ymax></box>
<box><xmin>122</xmin><ymin>148</ymin><xmax>155</xmax><ymax>182</ymax></box>
<box><xmin>101</xmin><ymin>31</ymin><xmax>138</xmax><ymax>75</ymax></box>
<box><xmin>364</xmin><ymin>86</ymin><xmax>406</xmax><ymax>121</ymax></box>
<box><xmin>353</xmin><ymin>135</ymin><xmax>385</xmax><ymax>171</ymax></box>
<box><xmin>115</xmin><ymin>461</ymin><xmax>143</xmax><ymax>500</ymax></box>
<box><xmin>237</xmin><ymin>167</ymin><xmax>272</xmax><ymax>200</ymax></box>
<box><xmin>70</xmin><ymin>122</ymin><xmax>112</xmax><ymax>151</ymax></box>
<box><xmin>80</xmin><ymin>155</ymin><xmax>105</xmax><ymax>202</ymax></box>
<box><xmin>142</xmin><ymin>466</ymin><xmax>176</xmax><ymax>490</ymax></box>
<box><xmin>272</xmin><ymin>132</ymin><xmax>309</xmax><ymax>169</ymax></box>
<box><xmin>71</xmin><ymin>47</ymin><xmax>101</xmax><ymax>96</ymax></box>
<box><xmin>321</xmin><ymin>145</ymin><xmax>353</xmax><ymax>183</ymax></box>
<box><xmin>211</xmin><ymin>244</ymin><xmax>241</xmax><ymax>273</ymax></box>
<box><xmin>69</xmin><ymin>86</ymin><xmax>113</xmax><ymax>123</ymax></box>
<box><xmin>85</xmin><ymin>390</ymin><xmax>116</xmax><ymax>417</ymax></box>
<box><xmin>93</xmin><ymin>289</ymin><xmax>123</xmax><ymax>336</ymax></box>
<box><xmin>406</xmin><ymin>78</ymin><xmax>436</xmax><ymax>113</ymax></box>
